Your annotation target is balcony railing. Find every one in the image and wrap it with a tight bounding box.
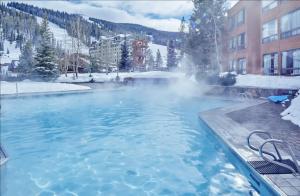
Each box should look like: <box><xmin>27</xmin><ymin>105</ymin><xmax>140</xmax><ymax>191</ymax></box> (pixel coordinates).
<box><xmin>262</xmin><ymin>34</ymin><xmax>278</xmax><ymax>44</ymax></box>
<box><xmin>281</xmin><ymin>27</ymin><xmax>300</xmax><ymax>39</ymax></box>
<box><xmin>281</xmin><ymin>67</ymin><xmax>300</xmax><ymax>76</ymax></box>
<box><xmin>264</xmin><ymin>68</ymin><xmax>278</xmax><ymax>75</ymax></box>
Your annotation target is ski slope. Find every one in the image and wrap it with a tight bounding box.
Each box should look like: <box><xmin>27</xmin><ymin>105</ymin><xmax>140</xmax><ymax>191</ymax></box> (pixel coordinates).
<box><xmin>36</xmin><ymin>16</ymin><xmax>89</xmax><ymax>55</ymax></box>
<box><xmin>148</xmin><ymin>42</ymin><xmax>167</xmax><ymax>67</ymax></box>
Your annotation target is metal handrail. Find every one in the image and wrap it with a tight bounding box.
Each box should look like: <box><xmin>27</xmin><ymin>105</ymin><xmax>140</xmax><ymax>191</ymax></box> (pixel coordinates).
<box><xmin>259</xmin><ymin>139</ymin><xmax>300</xmax><ymax>175</ymax></box>
<box><xmin>247</xmin><ymin>131</ymin><xmax>282</xmax><ymax>160</ymax></box>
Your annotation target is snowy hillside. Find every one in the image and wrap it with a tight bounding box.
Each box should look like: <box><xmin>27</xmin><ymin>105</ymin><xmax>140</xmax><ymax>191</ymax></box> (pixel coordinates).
<box><xmin>148</xmin><ymin>42</ymin><xmax>181</xmax><ymax>67</ymax></box>
<box><xmin>1</xmin><ymin>41</ymin><xmax>21</xmax><ymax>64</ymax></box>
<box><xmin>36</xmin><ymin>16</ymin><xmax>89</xmax><ymax>55</ymax></box>
<box><xmin>148</xmin><ymin>42</ymin><xmax>167</xmax><ymax>67</ymax></box>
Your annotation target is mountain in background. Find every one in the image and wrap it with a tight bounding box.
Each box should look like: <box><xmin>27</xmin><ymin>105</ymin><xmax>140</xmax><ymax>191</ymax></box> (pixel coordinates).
<box><xmin>7</xmin><ymin>2</ymin><xmax>180</xmax><ymax>46</ymax></box>
<box><xmin>89</xmin><ymin>18</ymin><xmax>179</xmax><ymax>46</ymax></box>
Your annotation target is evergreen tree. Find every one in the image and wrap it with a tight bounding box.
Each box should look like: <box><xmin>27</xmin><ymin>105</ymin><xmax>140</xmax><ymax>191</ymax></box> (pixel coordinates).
<box><xmin>145</xmin><ymin>48</ymin><xmax>155</xmax><ymax>71</ymax></box>
<box><xmin>186</xmin><ymin>0</ymin><xmax>226</xmax><ymax>73</ymax></box>
<box><xmin>155</xmin><ymin>49</ymin><xmax>163</xmax><ymax>69</ymax></box>
<box><xmin>17</xmin><ymin>41</ymin><xmax>34</xmax><ymax>76</ymax></box>
<box><xmin>167</xmin><ymin>40</ymin><xmax>177</xmax><ymax>70</ymax></box>
<box><xmin>33</xmin><ymin>17</ymin><xmax>59</xmax><ymax>81</ymax></box>
<box><xmin>119</xmin><ymin>36</ymin><xmax>131</xmax><ymax>72</ymax></box>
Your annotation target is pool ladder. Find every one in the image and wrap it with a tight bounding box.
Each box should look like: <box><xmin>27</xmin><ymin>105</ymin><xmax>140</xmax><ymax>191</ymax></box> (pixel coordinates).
<box><xmin>247</xmin><ymin>131</ymin><xmax>300</xmax><ymax>175</ymax></box>
<box><xmin>0</xmin><ymin>144</ymin><xmax>8</xmax><ymax>166</ymax></box>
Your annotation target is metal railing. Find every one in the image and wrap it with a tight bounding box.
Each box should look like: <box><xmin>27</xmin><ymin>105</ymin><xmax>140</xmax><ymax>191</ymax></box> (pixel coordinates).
<box><xmin>247</xmin><ymin>131</ymin><xmax>300</xmax><ymax>175</ymax></box>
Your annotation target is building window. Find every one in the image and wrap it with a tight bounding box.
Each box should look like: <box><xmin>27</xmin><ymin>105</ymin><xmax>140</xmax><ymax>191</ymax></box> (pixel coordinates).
<box><xmin>229</xmin><ymin>33</ymin><xmax>245</xmax><ymax>50</ymax></box>
<box><xmin>229</xmin><ymin>60</ymin><xmax>237</xmax><ymax>72</ymax></box>
<box><xmin>263</xmin><ymin>53</ymin><xmax>278</xmax><ymax>75</ymax></box>
<box><xmin>262</xmin><ymin>0</ymin><xmax>278</xmax><ymax>12</ymax></box>
<box><xmin>262</xmin><ymin>19</ymin><xmax>278</xmax><ymax>43</ymax></box>
<box><xmin>238</xmin><ymin>58</ymin><xmax>247</xmax><ymax>74</ymax></box>
<box><xmin>282</xmin><ymin>49</ymin><xmax>300</xmax><ymax>75</ymax></box>
<box><xmin>228</xmin><ymin>9</ymin><xmax>245</xmax><ymax>31</ymax></box>
<box><xmin>281</xmin><ymin>9</ymin><xmax>300</xmax><ymax>39</ymax></box>
<box><xmin>236</xmin><ymin>9</ymin><xmax>245</xmax><ymax>26</ymax></box>
<box><xmin>237</xmin><ymin>33</ymin><xmax>246</xmax><ymax>49</ymax></box>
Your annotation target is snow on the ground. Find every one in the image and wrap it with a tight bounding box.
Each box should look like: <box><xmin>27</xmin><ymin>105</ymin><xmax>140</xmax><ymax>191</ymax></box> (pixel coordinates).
<box><xmin>281</xmin><ymin>90</ymin><xmax>300</xmax><ymax>127</ymax></box>
<box><xmin>57</xmin><ymin>71</ymin><xmax>186</xmax><ymax>83</ymax></box>
<box><xmin>0</xmin><ymin>41</ymin><xmax>21</xmax><ymax>64</ymax></box>
<box><xmin>0</xmin><ymin>81</ymin><xmax>90</xmax><ymax>95</ymax></box>
<box><xmin>235</xmin><ymin>74</ymin><xmax>300</xmax><ymax>89</ymax></box>
<box><xmin>36</xmin><ymin>16</ymin><xmax>89</xmax><ymax>55</ymax></box>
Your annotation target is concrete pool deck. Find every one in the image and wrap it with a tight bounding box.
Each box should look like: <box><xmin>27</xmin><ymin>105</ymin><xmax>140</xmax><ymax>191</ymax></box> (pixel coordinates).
<box><xmin>200</xmin><ymin>99</ymin><xmax>300</xmax><ymax>196</ymax></box>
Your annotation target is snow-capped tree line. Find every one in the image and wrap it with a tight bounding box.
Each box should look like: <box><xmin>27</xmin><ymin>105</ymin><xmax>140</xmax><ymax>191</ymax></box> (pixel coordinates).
<box><xmin>0</xmin><ymin>4</ymin><xmax>41</xmax><ymax>49</ymax></box>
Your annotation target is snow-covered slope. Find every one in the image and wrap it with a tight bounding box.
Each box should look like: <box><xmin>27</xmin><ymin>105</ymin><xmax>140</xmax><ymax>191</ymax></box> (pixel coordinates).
<box><xmin>1</xmin><ymin>41</ymin><xmax>21</xmax><ymax>64</ymax></box>
<box><xmin>281</xmin><ymin>90</ymin><xmax>300</xmax><ymax>127</ymax></box>
<box><xmin>148</xmin><ymin>42</ymin><xmax>167</xmax><ymax>67</ymax></box>
<box><xmin>36</xmin><ymin>17</ymin><xmax>89</xmax><ymax>55</ymax></box>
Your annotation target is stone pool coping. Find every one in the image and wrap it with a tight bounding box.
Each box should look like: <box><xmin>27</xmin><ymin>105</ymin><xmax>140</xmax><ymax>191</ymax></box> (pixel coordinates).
<box><xmin>199</xmin><ymin>99</ymin><xmax>300</xmax><ymax>196</ymax></box>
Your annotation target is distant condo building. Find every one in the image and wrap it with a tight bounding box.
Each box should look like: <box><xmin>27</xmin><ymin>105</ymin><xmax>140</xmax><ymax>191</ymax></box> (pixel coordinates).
<box><xmin>89</xmin><ymin>34</ymin><xmax>150</xmax><ymax>72</ymax></box>
<box><xmin>89</xmin><ymin>34</ymin><xmax>131</xmax><ymax>71</ymax></box>
<box><xmin>222</xmin><ymin>0</ymin><xmax>300</xmax><ymax>76</ymax></box>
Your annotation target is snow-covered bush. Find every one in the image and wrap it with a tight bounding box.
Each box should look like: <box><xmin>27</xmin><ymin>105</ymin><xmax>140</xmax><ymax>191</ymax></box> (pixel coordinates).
<box><xmin>219</xmin><ymin>72</ymin><xmax>236</xmax><ymax>86</ymax></box>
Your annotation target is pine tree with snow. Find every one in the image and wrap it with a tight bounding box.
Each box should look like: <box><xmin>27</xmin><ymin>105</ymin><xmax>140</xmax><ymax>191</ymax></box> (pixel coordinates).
<box><xmin>167</xmin><ymin>40</ymin><xmax>177</xmax><ymax>71</ymax></box>
<box><xmin>33</xmin><ymin>16</ymin><xmax>59</xmax><ymax>81</ymax></box>
<box><xmin>17</xmin><ymin>41</ymin><xmax>34</xmax><ymax>76</ymax></box>
<box><xmin>119</xmin><ymin>36</ymin><xmax>131</xmax><ymax>72</ymax></box>
<box><xmin>155</xmin><ymin>49</ymin><xmax>163</xmax><ymax>70</ymax></box>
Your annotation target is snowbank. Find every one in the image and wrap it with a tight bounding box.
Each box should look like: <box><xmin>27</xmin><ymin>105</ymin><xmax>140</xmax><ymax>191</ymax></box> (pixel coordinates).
<box><xmin>0</xmin><ymin>81</ymin><xmax>90</xmax><ymax>95</ymax></box>
<box><xmin>235</xmin><ymin>74</ymin><xmax>300</xmax><ymax>89</ymax></box>
<box><xmin>281</xmin><ymin>91</ymin><xmax>300</xmax><ymax>127</ymax></box>
<box><xmin>1</xmin><ymin>41</ymin><xmax>21</xmax><ymax>64</ymax></box>
<box><xmin>56</xmin><ymin>71</ymin><xmax>185</xmax><ymax>83</ymax></box>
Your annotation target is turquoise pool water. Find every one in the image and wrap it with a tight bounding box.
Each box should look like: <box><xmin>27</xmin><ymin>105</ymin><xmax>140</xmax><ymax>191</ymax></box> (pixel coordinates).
<box><xmin>1</xmin><ymin>87</ymin><xmax>253</xmax><ymax>195</ymax></box>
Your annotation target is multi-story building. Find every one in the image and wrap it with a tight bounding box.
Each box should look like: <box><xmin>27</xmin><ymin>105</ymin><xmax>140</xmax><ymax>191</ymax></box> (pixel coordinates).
<box><xmin>132</xmin><ymin>39</ymin><xmax>148</xmax><ymax>71</ymax></box>
<box><xmin>223</xmin><ymin>0</ymin><xmax>300</xmax><ymax>76</ymax></box>
<box><xmin>89</xmin><ymin>34</ymin><xmax>133</xmax><ymax>71</ymax></box>
<box><xmin>89</xmin><ymin>34</ymin><xmax>150</xmax><ymax>71</ymax></box>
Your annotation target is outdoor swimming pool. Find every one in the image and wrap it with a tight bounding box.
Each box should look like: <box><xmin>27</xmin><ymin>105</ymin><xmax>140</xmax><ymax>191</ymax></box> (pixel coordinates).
<box><xmin>1</xmin><ymin>86</ymin><xmax>253</xmax><ymax>195</ymax></box>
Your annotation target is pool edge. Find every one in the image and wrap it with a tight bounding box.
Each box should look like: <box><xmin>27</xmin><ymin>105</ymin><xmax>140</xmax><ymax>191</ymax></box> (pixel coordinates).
<box><xmin>199</xmin><ymin>100</ymin><xmax>286</xmax><ymax>196</ymax></box>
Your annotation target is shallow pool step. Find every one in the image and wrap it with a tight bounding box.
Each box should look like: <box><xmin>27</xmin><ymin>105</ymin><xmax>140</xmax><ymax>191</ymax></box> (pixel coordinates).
<box><xmin>248</xmin><ymin>159</ymin><xmax>298</xmax><ymax>174</ymax></box>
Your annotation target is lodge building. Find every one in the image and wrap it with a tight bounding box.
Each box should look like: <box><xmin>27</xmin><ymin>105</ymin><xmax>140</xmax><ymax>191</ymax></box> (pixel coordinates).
<box><xmin>222</xmin><ymin>0</ymin><xmax>300</xmax><ymax>76</ymax></box>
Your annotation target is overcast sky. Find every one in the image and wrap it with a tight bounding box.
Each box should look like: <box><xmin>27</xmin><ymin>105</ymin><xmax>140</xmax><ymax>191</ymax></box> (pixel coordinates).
<box><xmin>15</xmin><ymin>0</ymin><xmax>238</xmax><ymax>32</ymax></box>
